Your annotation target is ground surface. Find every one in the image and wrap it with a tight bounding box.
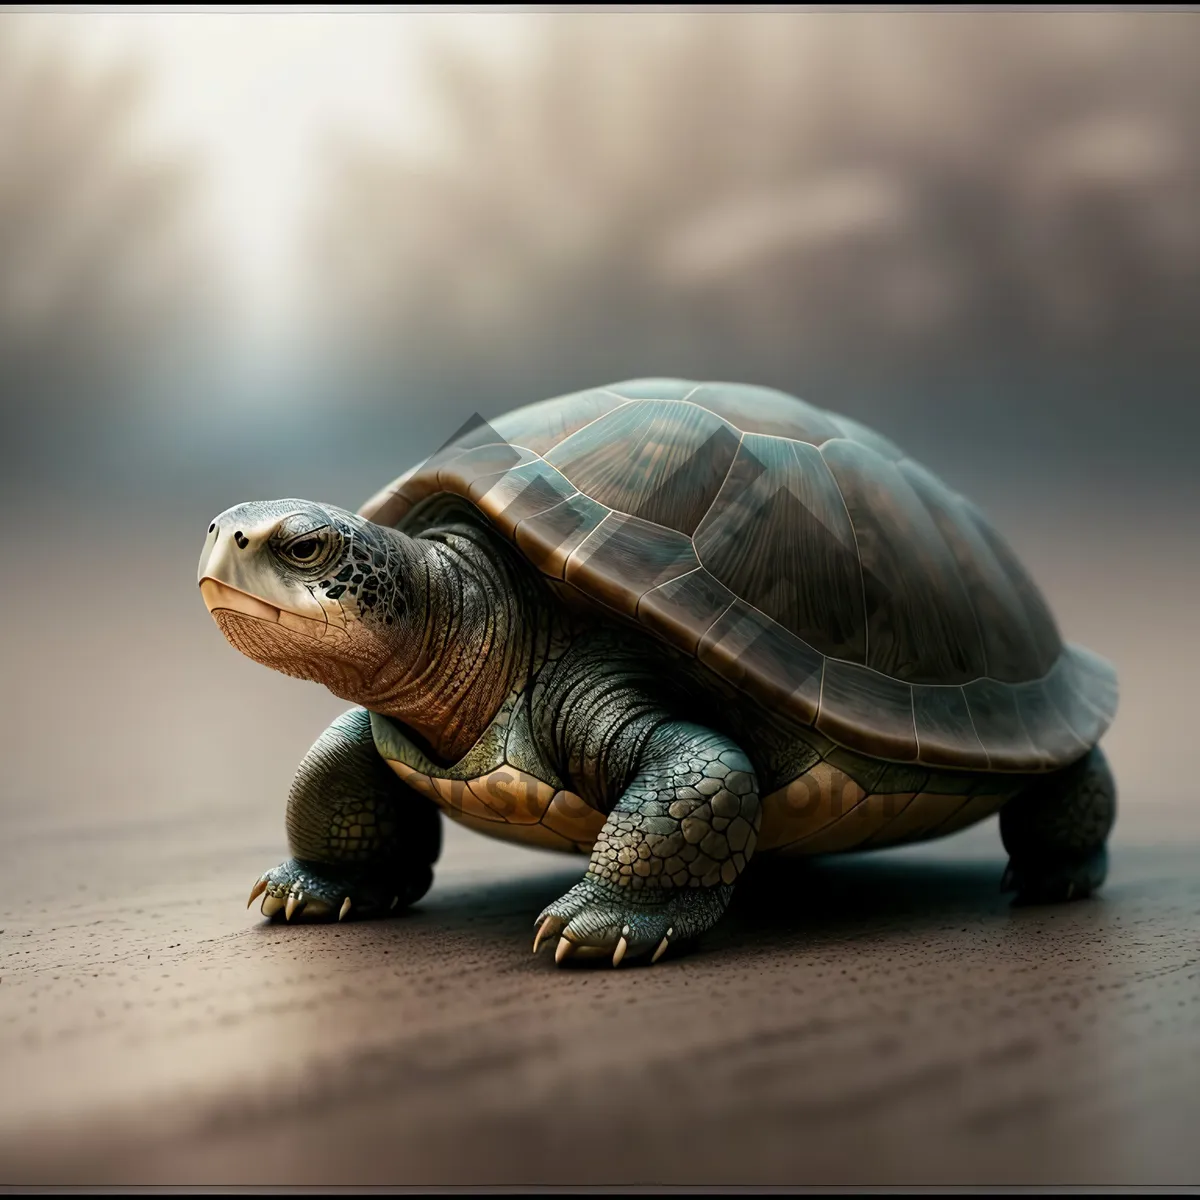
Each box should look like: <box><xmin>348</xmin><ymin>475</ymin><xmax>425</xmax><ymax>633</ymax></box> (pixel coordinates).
<box><xmin>1</xmin><ymin>509</ymin><xmax>1198</xmax><ymax>1187</ymax></box>
<box><xmin>3</xmin><ymin>813</ymin><xmax>1200</xmax><ymax>1188</ymax></box>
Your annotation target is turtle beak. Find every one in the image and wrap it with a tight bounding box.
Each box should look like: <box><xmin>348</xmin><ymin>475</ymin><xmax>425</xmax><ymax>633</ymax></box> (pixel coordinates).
<box><xmin>197</xmin><ymin>521</ymin><xmax>279</xmax><ymax>620</ymax></box>
<box><xmin>199</xmin><ymin>577</ymin><xmax>282</xmax><ymax>624</ymax></box>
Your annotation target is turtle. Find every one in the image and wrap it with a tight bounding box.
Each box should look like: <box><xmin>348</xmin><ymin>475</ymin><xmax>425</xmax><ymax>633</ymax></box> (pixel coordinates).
<box><xmin>198</xmin><ymin>378</ymin><xmax>1118</xmax><ymax>966</ymax></box>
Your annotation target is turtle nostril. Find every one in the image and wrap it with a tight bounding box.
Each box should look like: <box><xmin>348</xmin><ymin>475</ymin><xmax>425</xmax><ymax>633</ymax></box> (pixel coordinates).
<box><xmin>234</xmin><ymin>531</ymin><xmax>249</xmax><ymax>550</ymax></box>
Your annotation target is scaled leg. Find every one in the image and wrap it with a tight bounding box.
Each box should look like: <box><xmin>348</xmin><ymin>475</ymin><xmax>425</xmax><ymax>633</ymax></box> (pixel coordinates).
<box><xmin>535</xmin><ymin>721</ymin><xmax>761</xmax><ymax>965</ymax></box>
<box><xmin>1000</xmin><ymin>746</ymin><xmax>1116</xmax><ymax>904</ymax></box>
<box><xmin>251</xmin><ymin>707</ymin><xmax>441</xmax><ymax>920</ymax></box>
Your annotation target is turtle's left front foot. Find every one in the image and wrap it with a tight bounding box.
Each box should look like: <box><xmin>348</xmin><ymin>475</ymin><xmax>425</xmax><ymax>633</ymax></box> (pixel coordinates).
<box><xmin>248</xmin><ymin>857</ymin><xmax>433</xmax><ymax>923</ymax></box>
<box><xmin>533</xmin><ymin>876</ymin><xmax>732</xmax><ymax>966</ymax></box>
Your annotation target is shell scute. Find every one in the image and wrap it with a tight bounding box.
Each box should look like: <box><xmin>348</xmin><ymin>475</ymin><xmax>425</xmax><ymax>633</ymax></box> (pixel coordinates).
<box><xmin>697</xmin><ymin>599</ymin><xmax>824</xmax><ymax>722</ymax></box>
<box><xmin>439</xmin><ymin>443</ymin><xmax>536</xmax><ymax>500</ymax></box>
<box><xmin>638</xmin><ymin>568</ymin><xmax>736</xmax><ymax>656</ymax></box>
<box><xmin>963</xmin><ymin>676</ymin><xmax>1040</xmax><ymax>770</ymax></box>
<box><xmin>546</xmin><ymin>399</ymin><xmax>739</xmax><ymax>536</ymax></box>
<box><xmin>820</xmin><ymin>437</ymin><xmax>986</xmax><ymax>684</ymax></box>
<box><xmin>564</xmin><ymin>512</ymin><xmax>699</xmax><ymax>617</ymax></box>
<box><xmin>474</xmin><ymin>458</ymin><xmax>579</xmax><ymax>535</ymax></box>
<box><xmin>514</xmin><ymin>492</ymin><xmax>609</xmax><ymax>578</ymax></box>
<box><xmin>688</xmin><ymin>381</ymin><xmax>842</xmax><ymax>443</ymax></box>
<box><xmin>1014</xmin><ymin>678</ymin><xmax>1091</xmax><ymax>768</ymax></box>
<box><xmin>694</xmin><ymin>433</ymin><xmax>866</xmax><ymax>663</ymax></box>
<box><xmin>912</xmin><ymin>684</ymin><xmax>989</xmax><ymax>770</ymax></box>
<box><xmin>898</xmin><ymin>458</ymin><xmax>1048</xmax><ymax>682</ymax></box>
<box><xmin>816</xmin><ymin>661</ymin><xmax>918</xmax><ymax>762</ymax></box>
<box><xmin>493</xmin><ymin>387</ymin><xmax>626</xmax><ymax>456</ymax></box>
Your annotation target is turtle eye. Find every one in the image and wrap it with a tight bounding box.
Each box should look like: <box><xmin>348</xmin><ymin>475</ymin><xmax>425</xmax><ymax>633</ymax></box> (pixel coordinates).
<box><xmin>280</xmin><ymin>529</ymin><xmax>330</xmax><ymax>566</ymax></box>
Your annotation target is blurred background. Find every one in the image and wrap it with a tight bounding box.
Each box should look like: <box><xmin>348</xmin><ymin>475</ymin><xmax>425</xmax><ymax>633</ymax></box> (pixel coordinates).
<box><xmin>2</xmin><ymin>7</ymin><xmax>1199</xmax><ymax>1185</ymax></box>
<box><xmin>2</xmin><ymin>6</ymin><xmax>1195</xmax><ymax>821</ymax></box>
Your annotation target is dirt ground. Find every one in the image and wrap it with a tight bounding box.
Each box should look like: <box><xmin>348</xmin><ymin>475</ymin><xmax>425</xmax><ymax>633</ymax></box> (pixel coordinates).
<box><xmin>1</xmin><ymin>510</ymin><xmax>1198</xmax><ymax>1188</ymax></box>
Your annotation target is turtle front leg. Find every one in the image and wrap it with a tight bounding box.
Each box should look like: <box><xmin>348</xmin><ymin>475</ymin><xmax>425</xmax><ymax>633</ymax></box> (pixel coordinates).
<box><xmin>250</xmin><ymin>707</ymin><xmax>441</xmax><ymax>922</ymax></box>
<box><xmin>535</xmin><ymin>721</ymin><xmax>761</xmax><ymax>966</ymax></box>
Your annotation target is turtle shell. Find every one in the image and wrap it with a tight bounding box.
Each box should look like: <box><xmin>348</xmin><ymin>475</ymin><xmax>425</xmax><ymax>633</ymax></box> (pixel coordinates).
<box><xmin>360</xmin><ymin>379</ymin><xmax>1117</xmax><ymax>772</ymax></box>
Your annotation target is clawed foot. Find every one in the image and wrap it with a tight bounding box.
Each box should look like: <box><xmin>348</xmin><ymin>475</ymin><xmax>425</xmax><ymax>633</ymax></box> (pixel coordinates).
<box><xmin>248</xmin><ymin>857</ymin><xmax>433</xmax><ymax>923</ymax></box>
<box><xmin>1001</xmin><ymin>847</ymin><xmax>1108</xmax><ymax>906</ymax></box>
<box><xmin>533</xmin><ymin>876</ymin><xmax>732</xmax><ymax>967</ymax></box>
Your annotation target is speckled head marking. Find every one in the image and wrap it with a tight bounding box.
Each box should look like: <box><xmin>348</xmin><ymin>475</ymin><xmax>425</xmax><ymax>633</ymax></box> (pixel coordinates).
<box><xmin>198</xmin><ymin>499</ymin><xmax>417</xmax><ymax>708</ymax></box>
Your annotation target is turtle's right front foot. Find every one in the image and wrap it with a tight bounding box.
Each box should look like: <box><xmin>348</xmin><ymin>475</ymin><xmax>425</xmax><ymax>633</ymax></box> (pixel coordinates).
<box><xmin>250</xmin><ymin>708</ymin><xmax>443</xmax><ymax>924</ymax></box>
<box><xmin>248</xmin><ymin>857</ymin><xmax>433</xmax><ymax>922</ymax></box>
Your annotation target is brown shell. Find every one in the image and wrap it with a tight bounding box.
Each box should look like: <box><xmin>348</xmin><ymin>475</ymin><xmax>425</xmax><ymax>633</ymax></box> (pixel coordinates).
<box><xmin>360</xmin><ymin>380</ymin><xmax>1117</xmax><ymax>772</ymax></box>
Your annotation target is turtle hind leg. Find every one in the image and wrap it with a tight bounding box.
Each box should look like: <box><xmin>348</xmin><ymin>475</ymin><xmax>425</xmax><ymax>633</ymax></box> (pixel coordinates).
<box><xmin>999</xmin><ymin>746</ymin><xmax>1116</xmax><ymax>905</ymax></box>
<box><xmin>252</xmin><ymin>707</ymin><xmax>441</xmax><ymax>922</ymax></box>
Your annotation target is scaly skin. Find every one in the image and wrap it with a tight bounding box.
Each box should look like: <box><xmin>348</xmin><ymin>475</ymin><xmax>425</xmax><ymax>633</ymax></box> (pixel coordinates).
<box><xmin>999</xmin><ymin>746</ymin><xmax>1116</xmax><ymax>904</ymax></box>
<box><xmin>526</xmin><ymin>634</ymin><xmax>762</xmax><ymax>963</ymax></box>
<box><xmin>249</xmin><ymin>707</ymin><xmax>441</xmax><ymax>921</ymax></box>
<box><xmin>534</xmin><ymin>720</ymin><xmax>761</xmax><ymax>964</ymax></box>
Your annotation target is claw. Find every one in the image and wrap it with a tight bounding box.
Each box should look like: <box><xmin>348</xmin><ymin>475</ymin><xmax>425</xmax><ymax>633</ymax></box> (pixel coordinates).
<box><xmin>651</xmin><ymin>926</ymin><xmax>674</xmax><ymax>964</ymax></box>
<box><xmin>390</xmin><ymin>895</ymin><xmax>400</xmax><ymax>910</ymax></box>
<box><xmin>533</xmin><ymin>915</ymin><xmax>562</xmax><ymax>954</ymax></box>
<box><xmin>247</xmin><ymin>879</ymin><xmax>267</xmax><ymax>909</ymax></box>
<box><xmin>339</xmin><ymin>896</ymin><xmax>352</xmax><ymax>921</ymax></box>
<box><xmin>285</xmin><ymin>892</ymin><xmax>305</xmax><ymax>921</ymax></box>
<box><xmin>1000</xmin><ymin>864</ymin><xmax>1017</xmax><ymax>893</ymax></box>
<box><xmin>554</xmin><ymin>936</ymin><xmax>575</xmax><ymax>964</ymax></box>
<box><xmin>261</xmin><ymin>893</ymin><xmax>285</xmax><ymax>918</ymax></box>
<box><xmin>1066</xmin><ymin>881</ymin><xmax>1076</xmax><ymax>900</ymax></box>
<box><xmin>612</xmin><ymin>936</ymin><xmax>629</xmax><ymax>967</ymax></box>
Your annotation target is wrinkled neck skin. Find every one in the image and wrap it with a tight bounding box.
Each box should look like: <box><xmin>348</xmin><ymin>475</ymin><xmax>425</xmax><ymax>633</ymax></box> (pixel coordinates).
<box><xmin>368</xmin><ymin>519</ymin><xmax>545</xmax><ymax>764</ymax></box>
<box><xmin>202</xmin><ymin>498</ymin><xmax>555</xmax><ymax>765</ymax></box>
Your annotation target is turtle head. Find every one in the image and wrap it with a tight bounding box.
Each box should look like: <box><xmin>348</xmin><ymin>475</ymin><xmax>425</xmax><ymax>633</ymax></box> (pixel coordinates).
<box><xmin>198</xmin><ymin>499</ymin><xmax>416</xmax><ymax>706</ymax></box>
